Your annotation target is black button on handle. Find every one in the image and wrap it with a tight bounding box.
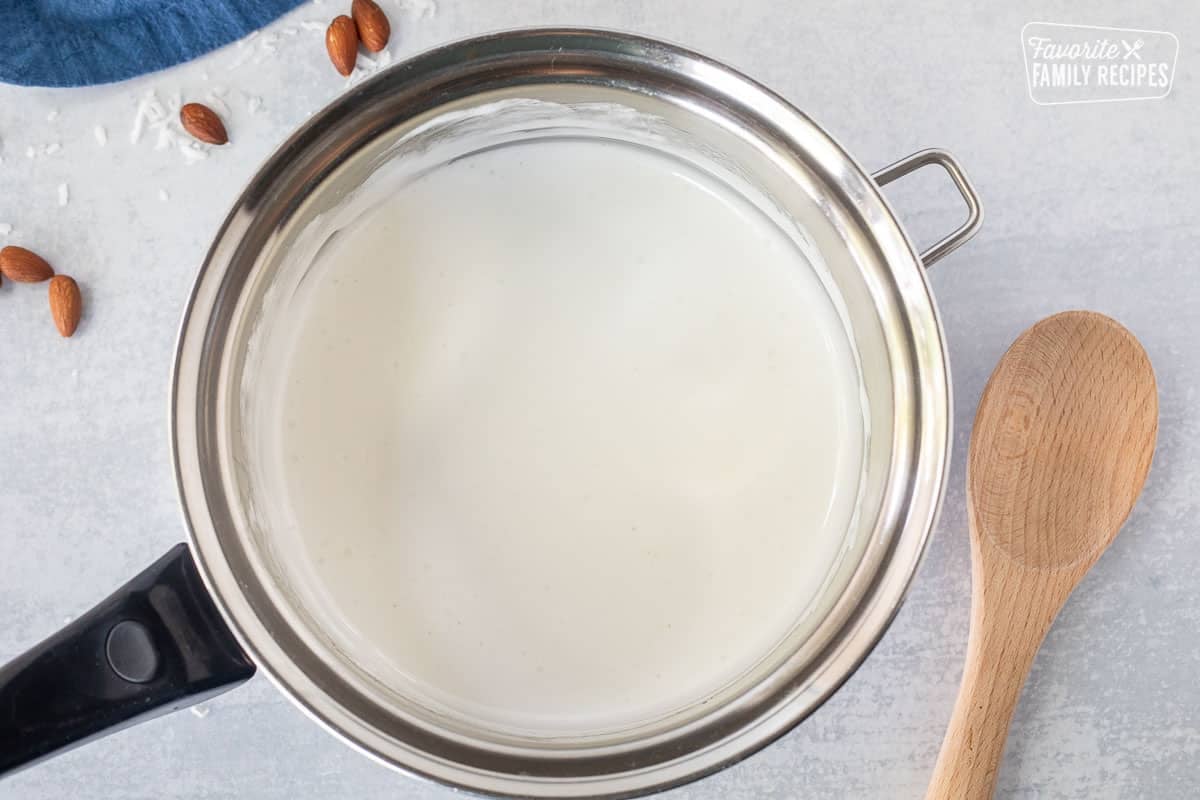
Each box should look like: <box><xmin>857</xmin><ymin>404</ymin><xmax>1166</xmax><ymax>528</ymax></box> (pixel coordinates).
<box><xmin>105</xmin><ymin>620</ymin><xmax>160</xmax><ymax>684</ymax></box>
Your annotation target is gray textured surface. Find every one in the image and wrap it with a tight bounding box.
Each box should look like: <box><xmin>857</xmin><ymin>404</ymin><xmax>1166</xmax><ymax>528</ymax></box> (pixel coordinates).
<box><xmin>1</xmin><ymin>1</ymin><xmax>1198</xmax><ymax>798</ymax></box>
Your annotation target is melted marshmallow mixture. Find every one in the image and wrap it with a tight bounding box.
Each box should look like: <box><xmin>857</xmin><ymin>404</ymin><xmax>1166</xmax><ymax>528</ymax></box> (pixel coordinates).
<box><xmin>267</xmin><ymin>138</ymin><xmax>865</xmax><ymax>733</ymax></box>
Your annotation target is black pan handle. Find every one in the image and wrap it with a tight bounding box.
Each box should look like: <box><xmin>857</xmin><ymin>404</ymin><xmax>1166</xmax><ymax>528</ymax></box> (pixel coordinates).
<box><xmin>0</xmin><ymin>544</ymin><xmax>255</xmax><ymax>776</ymax></box>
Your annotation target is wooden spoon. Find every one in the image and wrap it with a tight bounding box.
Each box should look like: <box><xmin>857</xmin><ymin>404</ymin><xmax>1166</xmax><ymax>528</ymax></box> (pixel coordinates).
<box><xmin>926</xmin><ymin>311</ymin><xmax>1158</xmax><ymax>800</ymax></box>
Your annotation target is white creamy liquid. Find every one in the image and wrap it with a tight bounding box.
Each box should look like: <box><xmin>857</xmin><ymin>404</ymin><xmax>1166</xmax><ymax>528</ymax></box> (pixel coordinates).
<box><xmin>270</xmin><ymin>138</ymin><xmax>864</xmax><ymax>734</ymax></box>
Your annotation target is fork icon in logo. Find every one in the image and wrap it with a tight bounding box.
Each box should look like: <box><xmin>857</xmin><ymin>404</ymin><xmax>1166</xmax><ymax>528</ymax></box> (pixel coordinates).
<box><xmin>1122</xmin><ymin>38</ymin><xmax>1145</xmax><ymax>60</ymax></box>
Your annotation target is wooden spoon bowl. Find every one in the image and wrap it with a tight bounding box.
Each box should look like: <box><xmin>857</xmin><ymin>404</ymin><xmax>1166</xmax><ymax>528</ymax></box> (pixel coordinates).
<box><xmin>927</xmin><ymin>311</ymin><xmax>1158</xmax><ymax>800</ymax></box>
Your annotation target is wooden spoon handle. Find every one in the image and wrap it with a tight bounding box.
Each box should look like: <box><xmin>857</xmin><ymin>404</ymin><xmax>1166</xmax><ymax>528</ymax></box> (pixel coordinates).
<box><xmin>926</xmin><ymin>555</ymin><xmax>1069</xmax><ymax>800</ymax></box>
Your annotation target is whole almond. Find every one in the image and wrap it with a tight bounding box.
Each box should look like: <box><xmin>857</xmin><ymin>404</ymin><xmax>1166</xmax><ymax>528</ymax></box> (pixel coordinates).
<box><xmin>326</xmin><ymin>15</ymin><xmax>359</xmax><ymax>76</ymax></box>
<box><xmin>351</xmin><ymin>0</ymin><xmax>391</xmax><ymax>52</ymax></box>
<box><xmin>0</xmin><ymin>245</ymin><xmax>55</xmax><ymax>283</ymax></box>
<box><xmin>180</xmin><ymin>103</ymin><xmax>229</xmax><ymax>146</ymax></box>
<box><xmin>48</xmin><ymin>275</ymin><xmax>82</xmax><ymax>338</ymax></box>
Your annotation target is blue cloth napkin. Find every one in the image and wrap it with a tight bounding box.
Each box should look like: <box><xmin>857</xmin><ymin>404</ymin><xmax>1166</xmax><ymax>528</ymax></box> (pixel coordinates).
<box><xmin>0</xmin><ymin>0</ymin><xmax>305</xmax><ymax>87</ymax></box>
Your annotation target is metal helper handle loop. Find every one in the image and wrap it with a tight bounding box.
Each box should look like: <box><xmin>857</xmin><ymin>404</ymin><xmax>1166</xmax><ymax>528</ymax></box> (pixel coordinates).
<box><xmin>872</xmin><ymin>149</ymin><xmax>983</xmax><ymax>269</ymax></box>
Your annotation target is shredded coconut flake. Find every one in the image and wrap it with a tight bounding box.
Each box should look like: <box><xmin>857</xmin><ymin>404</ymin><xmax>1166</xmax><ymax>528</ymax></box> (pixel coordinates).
<box><xmin>299</xmin><ymin>20</ymin><xmax>325</xmax><ymax>31</ymax></box>
<box><xmin>396</xmin><ymin>0</ymin><xmax>437</xmax><ymax>19</ymax></box>
<box><xmin>94</xmin><ymin>125</ymin><xmax>107</xmax><ymax>146</ymax></box>
<box><xmin>190</xmin><ymin>705</ymin><xmax>210</xmax><ymax>718</ymax></box>
<box><xmin>159</xmin><ymin>188</ymin><xmax>170</xmax><ymax>202</ymax></box>
<box><xmin>130</xmin><ymin>91</ymin><xmax>168</xmax><ymax>144</ymax></box>
<box><xmin>155</xmin><ymin>126</ymin><xmax>172</xmax><ymax>151</ymax></box>
<box><xmin>44</xmin><ymin>142</ymin><xmax>61</xmax><ymax>155</ymax></box>
<box><xmin>347</xmin><ymin>48</ymin><xmax>394</xmax><ymax>86</ymax></box>
<box><xmin>247</xmin><ymin>95</ymin><xmax>263</xmax><ymax>114</ymax></box>
<box><xmin>46</xmin><ymin>109</ymin><xmax>59</xmax><ymax>122</ymax></box>
<box><xmin>0</xmin><ymin>223</ymin><xmax>12</xmax><ymax>237</ymax></box>
<box><xmin>204</xmin><ymin>92</ymin><xmax>230</xmax><ymax>116</ymax></box>
<box><xmin>25</xmin><ymin>146</ymin><xmax>35</xmax><ymax>158</ymax></box>
<box><xmin>180</xmin><ymin>141</ymin><xmax>208</xmax><ymax>164</ymax></box>
<box><xmin>57</xmin><ymin>184</ymin><xmax>70</xmax><ymax>206</ymax></box>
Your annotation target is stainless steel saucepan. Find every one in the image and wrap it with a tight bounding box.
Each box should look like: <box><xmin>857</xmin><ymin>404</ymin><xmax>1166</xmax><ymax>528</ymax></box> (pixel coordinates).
<box><xmin>0</xmin><ymin>28</ymin><xmax>980</xmax><ymax>798</ymax></box>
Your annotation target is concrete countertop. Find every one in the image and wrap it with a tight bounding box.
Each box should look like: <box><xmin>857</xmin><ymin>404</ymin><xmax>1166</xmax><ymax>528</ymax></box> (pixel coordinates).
<box><xmin>2</xmin><ymin>1</ymin><xmax>1197</xmax><ymax>797</ymax></box>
